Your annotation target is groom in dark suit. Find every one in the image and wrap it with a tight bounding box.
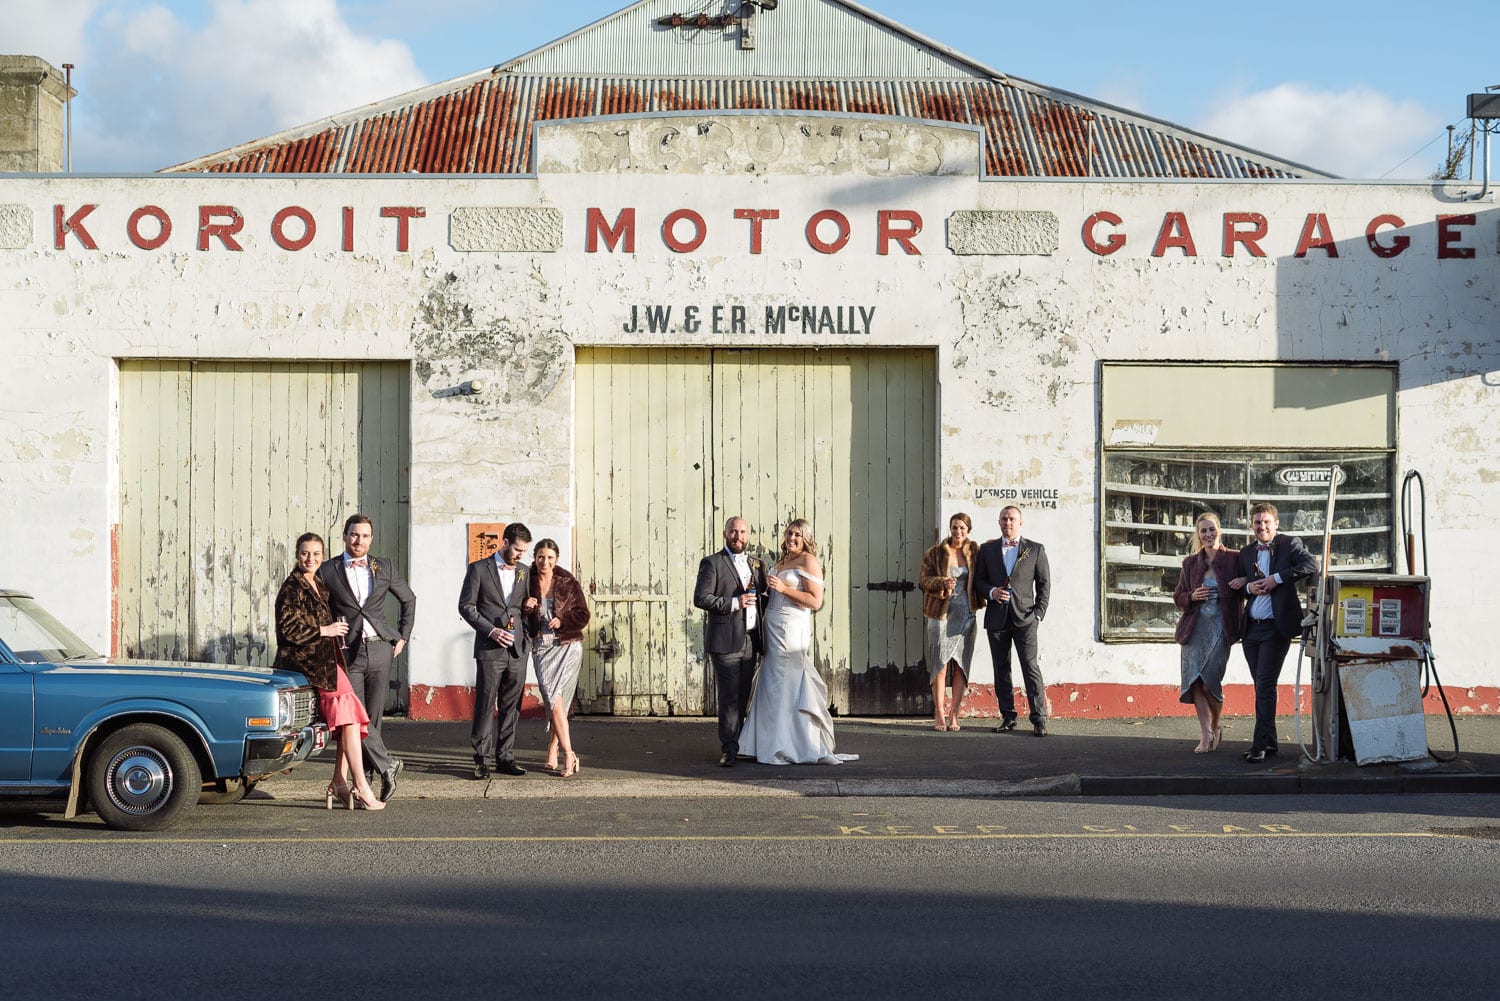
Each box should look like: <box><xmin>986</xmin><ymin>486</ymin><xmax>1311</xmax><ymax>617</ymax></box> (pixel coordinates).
<box><xmin>317</xmin><ymin>513</ymin><xmax>416</xmax><ymax>801</ymax></box>
<box><xmin>694</xmin><ymin>516</ymin><xmax>767</xmax><ymax>766</ymax></box>
<box><xmin>459</xmin><ymin>522</ymin><xmax>534</xmax><ymax>779</ymax></box>
<box><xmin>974</xmin><ymin>505</ymin><xmax>1052</xmax><ymax>736</ymax></box>
<box><xmin>1232</xmin><ymin>502</ymin><xmax>1318</xmax><ymax>763</ymax></box>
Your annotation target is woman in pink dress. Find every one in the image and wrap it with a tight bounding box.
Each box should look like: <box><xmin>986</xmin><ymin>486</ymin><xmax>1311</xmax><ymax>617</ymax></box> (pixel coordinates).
<box><xmin>273</xmin><ymin>532</ymin><xmax>385</xmax><ymax>810</ymax></box>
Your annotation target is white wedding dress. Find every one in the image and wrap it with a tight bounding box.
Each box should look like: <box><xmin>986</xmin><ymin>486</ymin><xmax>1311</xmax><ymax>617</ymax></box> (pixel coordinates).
<box><xmin>738</xmin><ymin>569</ymin><xmax>857</xmax><ymax>765</ymax></box>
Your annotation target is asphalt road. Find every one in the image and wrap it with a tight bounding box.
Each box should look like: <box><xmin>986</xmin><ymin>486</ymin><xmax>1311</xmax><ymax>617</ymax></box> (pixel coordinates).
<box><xmin>4</xmin><ymin>795</ymin><xmax>1498</xmax><ymax>1001</ymax></box>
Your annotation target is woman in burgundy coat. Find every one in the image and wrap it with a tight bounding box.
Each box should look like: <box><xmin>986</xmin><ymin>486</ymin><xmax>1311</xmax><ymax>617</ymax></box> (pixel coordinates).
<box><xmin>1172</xmin><ymin>513</ymin><xmax>1243</xmax><ymax>754</ymax></box>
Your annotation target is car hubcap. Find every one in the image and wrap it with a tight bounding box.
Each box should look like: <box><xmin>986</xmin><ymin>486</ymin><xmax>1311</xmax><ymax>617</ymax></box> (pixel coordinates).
<box><xmin>106</xmin><ymin>747</ymin><xmax>172</xmax><ymax>814</ymax></box>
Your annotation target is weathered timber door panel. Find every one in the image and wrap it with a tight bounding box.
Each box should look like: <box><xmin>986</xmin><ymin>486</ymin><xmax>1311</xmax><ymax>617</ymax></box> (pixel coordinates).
<box><xmin>118</xmin><ymin>361</ymin><xmax>411</xmax><ymax>708</ymax></box>
<box><xmin>574</xmin><ymin>348</ymin><xmax>934</xmax><ymax>716</ymax></box>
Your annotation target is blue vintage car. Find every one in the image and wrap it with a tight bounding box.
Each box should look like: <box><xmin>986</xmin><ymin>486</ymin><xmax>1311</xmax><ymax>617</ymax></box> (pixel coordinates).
<box><xmin>0</xmin><ymin>588</ymin><xmax>326</xmax><ymax>830</ymax></box>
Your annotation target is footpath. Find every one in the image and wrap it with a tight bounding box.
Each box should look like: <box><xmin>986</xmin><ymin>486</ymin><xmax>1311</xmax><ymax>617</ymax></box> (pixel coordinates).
<box><xmin>266</xmin><ymin>713</ymin><xmax>1500</xmax><ymax>801</ymax></box>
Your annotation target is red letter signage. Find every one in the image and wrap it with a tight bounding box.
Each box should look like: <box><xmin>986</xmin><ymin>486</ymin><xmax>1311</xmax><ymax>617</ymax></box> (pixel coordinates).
<box><xmin>586</xmin><ymin>207</ymin><xmax>635</xmax><ymax>253</ymax></box>
<box><xmin>1221</xmin><ymin>212</ymin><xmax>1268</xmax><ymax>257</ymax></box>
<box><xmin>662</xmin><ymin>209</ymin><xmax>707</xmax><ymax>253</ymax></box>
<box><xmin>126</xmin><ymin>206</ymin><xmax>171</xmax><ymax>250</ymax></box>
<box><xmin>198</xmin><ymin>205</ymin><xmax>245</xmax><ymax>251</ymax></box>
<box><xmin>271</xmin><ymin>206</ymin><xmax>316</xmax><ymax>251</ymax></box>
<box><xmin>1437</xmin><ymin>214</ymin><xmax>1476</xmax><ymax>260</ymax></box>
<box><xmin>1294</xmin><ymin>213</ymin><xmax>1339</xmax><ymax>258</ymax></box>
<box><xmin>734</xmin><ymin>209</ymin><xmax>779</xmax><ymax>254</ymax></box>
<box><xmin>876</xmin><ymin>210</ymin><xmax>922</xmax><ymax>255</ymax></box>
<box><xmin>1365</xmin><ymin>214</ymin><xmax>1409</xmax><ymax>258</ymax></box>
<box><xmin>1151</xmin><ymin>212</ymin><xmax>1197</xmax><ymax>257</ymax></box>
<box><xmin>806</xmin><ymin>210</ymin><xmax>851</xmax><ymax>254</ymax></box>
<box><xmin>379</xmin><ymin>206</ymin><xmax>425</xmax><ymax>252</ymax></box>
<box><xmin>1082</xmin><ymin>211</ymin><xmax>1125</xmax><ymax>256</ymax></box>
<box><xmin>54</xmin><ymin>204</ymin><xmax>98</xmax><ymax>249</ymax></box>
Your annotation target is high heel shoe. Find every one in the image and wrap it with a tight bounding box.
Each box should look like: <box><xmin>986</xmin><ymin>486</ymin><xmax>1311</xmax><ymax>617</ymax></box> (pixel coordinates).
<box><xmin>327</xmin><ymin>781</ymin><xmax>354</xmax><ymax>810</ymax></box>
<box><xmin>560</xmin><ymin>752</ymin><xmax>580</xmax><ymax>778</ymax></box>
<box><xmin>352</xmin><ymin>786</ymin><xmax>386</xmax><ymax>810</ymax></box>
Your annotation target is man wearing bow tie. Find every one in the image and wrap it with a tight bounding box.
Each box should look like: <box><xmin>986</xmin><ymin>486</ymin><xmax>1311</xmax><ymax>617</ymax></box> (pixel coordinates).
<box><xmin>460</xmin><ymin>522</ymin><xmax>534</xmax><ymax>779</ymax></box>
<box><xmin>317</xmin><ymin>513</ymin><xmax>417</xmax><ymax>801</ymax></box>
<box><xmin>975</xmin><ymin>506</ymin><xmax>1052</xmax><ymax>736</ymax></box>
<box><xmin>1229</xmin><ymin>503</ymin><xmax>1319</xmax><ymax>763</ymax></box>
<box><xmin>694</xmin><ymin>516</ymin><xmax>767</xmax><ymax>766</ymax></box>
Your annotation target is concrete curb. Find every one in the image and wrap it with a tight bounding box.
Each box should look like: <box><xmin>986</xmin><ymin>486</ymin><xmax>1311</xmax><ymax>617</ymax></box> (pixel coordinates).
<box><xmin>249</xmin><ymin>770</ymin><xmax>1500</xmax><ymax>803</ymax></box>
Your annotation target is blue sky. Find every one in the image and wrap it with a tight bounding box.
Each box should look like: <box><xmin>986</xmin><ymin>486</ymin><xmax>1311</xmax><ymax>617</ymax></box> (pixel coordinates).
<box><xmin>3</xmin><ymin>0</ymin><xmax>1485</xmax><ymax>177</ymax></box>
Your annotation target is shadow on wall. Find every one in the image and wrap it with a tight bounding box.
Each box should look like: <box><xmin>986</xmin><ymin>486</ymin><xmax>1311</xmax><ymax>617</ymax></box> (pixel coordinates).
<box><xmin>1273</xmin><ymin>201</ymin><xmax>1500</xmax><ymax>393</ymax></box>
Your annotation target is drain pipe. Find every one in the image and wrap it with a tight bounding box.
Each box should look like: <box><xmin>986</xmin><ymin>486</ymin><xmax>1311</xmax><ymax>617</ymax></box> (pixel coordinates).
<box><xmin>62</xmin><ymin>62</ymin><xmax>74</xmax><ymax>172</ymax></box>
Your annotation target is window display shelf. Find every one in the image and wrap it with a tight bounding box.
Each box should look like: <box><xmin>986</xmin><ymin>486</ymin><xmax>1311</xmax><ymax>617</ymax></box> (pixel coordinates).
<box><xmin>1100</xmin><ymin>449</ymin><xmax>1394</xmax><ymax>642</ymax></box>
<box><xmin>1106</xmin><ymin>591</ymin><xmax>1175</xmax><ymax>604</ymax></box>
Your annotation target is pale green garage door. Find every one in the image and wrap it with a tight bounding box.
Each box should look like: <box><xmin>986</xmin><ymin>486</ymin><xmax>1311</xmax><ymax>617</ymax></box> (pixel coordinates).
<box><xmin>117</xmin><ymin>361</ymin><xmax>411</xmax><ymax>709</ymax></box>
<box><xmin>574</xmin><ymin>347</ymin><xmax>935</xmax><ymax>716</ymax></box>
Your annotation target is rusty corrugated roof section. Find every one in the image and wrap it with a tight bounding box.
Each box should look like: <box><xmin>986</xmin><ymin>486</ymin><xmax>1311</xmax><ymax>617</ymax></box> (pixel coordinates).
<box><xmin>186</xmin><ymin>75</ymin><xmax>1309</xmax><ymax>179</ymax></box>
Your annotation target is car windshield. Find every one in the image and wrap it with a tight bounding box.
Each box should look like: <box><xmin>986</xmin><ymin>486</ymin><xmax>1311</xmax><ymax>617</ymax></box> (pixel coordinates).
<box><xmin>0</xmin><ymin>594</ymin><xmax>100</xmax><ymax>663</ymax></box>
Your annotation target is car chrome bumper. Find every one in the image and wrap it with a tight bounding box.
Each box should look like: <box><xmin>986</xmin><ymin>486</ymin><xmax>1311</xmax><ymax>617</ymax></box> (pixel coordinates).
<box><xmin>242</xmin><ymin>723</ymin><xmax>328</xmax><ymax>778</ymax></box>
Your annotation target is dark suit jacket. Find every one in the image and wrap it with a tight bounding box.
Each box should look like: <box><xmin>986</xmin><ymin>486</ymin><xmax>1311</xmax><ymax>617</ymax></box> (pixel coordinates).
<box><xmin>1237</xmin><ymin>533</ymin><xmax>1319</xmax><ymax>639</ymax></box>
<box><xmin>459</xmin><ymin>557</ymin><xmax>533</xmax><ymax>662</ymax></box>
<box><xmin>271</xmin><ymin>568</ymin><xmax>341</xmax><ymax>691</ymax></box>
<box><xmin>316</xmin><ymin>553</ymin><xmax>416</xmax><ymax>644</ymax></box>
<box><xmin>693</xmin><ymin>550</ymin><xmax>767</xmax><ymax>655</ymax></box>
<box><xmin>974</xmin><ymin>537</ymin><xmax>1051</xmax><ymax>630</ymax></box>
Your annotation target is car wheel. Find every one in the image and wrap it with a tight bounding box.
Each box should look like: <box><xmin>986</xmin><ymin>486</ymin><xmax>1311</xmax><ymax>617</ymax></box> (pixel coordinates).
<box><xmin>86</xmin><ymin>723</ymin><xmax>202</xmax><ymax>831</ymax></box>
<box><xmin>197</xmin><ymin>777</ymin><xmax>256</xmax><ymax>805</ymax></box>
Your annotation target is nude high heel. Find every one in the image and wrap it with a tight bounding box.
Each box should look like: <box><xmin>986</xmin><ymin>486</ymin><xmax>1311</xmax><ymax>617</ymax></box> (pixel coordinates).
<box><xmin>353</xmin><ymin>786</ymin><xmax>386</xmax><ymax>810</ymax></box>
<box><xmin>327</xmin><ymin>780</ymin><xmax>354</xmax><ymax>810</ymax></box>
<box><xmin>561</xmin><ymin>752</ymin><xmax>580</xmax><ymax>778</ymax></box>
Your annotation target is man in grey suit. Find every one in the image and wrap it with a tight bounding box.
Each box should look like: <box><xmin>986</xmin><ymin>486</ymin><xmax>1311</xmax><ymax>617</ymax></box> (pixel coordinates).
<box><xmin>974</xmin><ymin>505</ymin><xmax>1052</xmax><ymax>737</ymax></box>
<box><xmin>459</xmin><ymin>522</ymin><xmax>533</xmax><ymax>779</ymax></box>
<box><xmin>317</xmin><ymin>513</ymin><xmax>416</xmax><ymax>801</ymax></box>
<box><xmin>694</xmin><ymin>516</ymin><xmax>767</xmax><ymax>767</ymax></box>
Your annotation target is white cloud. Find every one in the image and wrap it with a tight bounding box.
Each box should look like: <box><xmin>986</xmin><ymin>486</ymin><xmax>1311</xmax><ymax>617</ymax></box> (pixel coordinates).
<box><xmin>63</xmin><ymin>0</ymin><xmax>427</xmax><ymax>171</ymax></box>
<box><xmin>1196</xmin><ymin>83</ymin><xmax>1444</xmax><ymax>179</ymax></box>
<box><xmin>0</xmin><ymin>0</ymin><xmax>99</xmax><ymax>67</ymax></box>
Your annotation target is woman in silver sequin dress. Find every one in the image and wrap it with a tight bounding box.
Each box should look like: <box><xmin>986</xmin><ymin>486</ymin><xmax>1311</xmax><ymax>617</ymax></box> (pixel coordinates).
<box><xmin>1172</xmin><ymin>513</ymin><xmax>1243</xmax><ymax>753</ymax></box>
<box><xmin>917</xmin><ymin>514</ymin><xmax>984</xmax><ymax>731</ymax></box>
<box><xmin>524</xmin><ymin>539</ymin><xmax>591</xmax><ymax>776</ymax></box>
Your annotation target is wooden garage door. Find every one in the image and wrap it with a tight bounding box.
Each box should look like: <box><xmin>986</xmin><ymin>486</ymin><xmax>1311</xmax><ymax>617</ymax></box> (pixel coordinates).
<box><xmin>117</xmin><ymin>361</ymin><xmax>411</xmax><ymax>709</ymax></box>
<box><xmin>574</xmin><ymin>347</ymin><xmax>934</xmax><ymax>716</ymax></box>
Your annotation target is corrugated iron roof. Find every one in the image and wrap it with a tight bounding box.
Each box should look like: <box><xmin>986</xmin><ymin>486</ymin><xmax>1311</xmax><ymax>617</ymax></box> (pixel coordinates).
<box><xmin>172</xmin><ymin>74</ymin><xmax>1319</xmax><ymax>178</ymax></box>
<box><xmin>164</xmin><ymin>0</ymin><xmax>1327</xmax><ymax>179</ymax></box>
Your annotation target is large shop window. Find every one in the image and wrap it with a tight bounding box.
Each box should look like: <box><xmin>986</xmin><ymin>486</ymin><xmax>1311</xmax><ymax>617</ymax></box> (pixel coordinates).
<box><xmin>1099</xmin><ymin>363</ymin><xmax>1397</xmax><ymax>642</ymax></box>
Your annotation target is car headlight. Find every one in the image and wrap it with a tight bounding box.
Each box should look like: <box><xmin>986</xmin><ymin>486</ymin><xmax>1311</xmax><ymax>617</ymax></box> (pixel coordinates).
<box><xmin>276</xmin><ymin>690</ymin><xmax>294</xmax><ymax>730</ymax></box>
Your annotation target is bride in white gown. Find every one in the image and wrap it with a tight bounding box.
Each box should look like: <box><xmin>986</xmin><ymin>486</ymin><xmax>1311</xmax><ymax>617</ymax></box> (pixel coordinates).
<box><xmin>738</xmin><ymin>519</ymin><xmax>857</xmax><ymax>765</ymax></box>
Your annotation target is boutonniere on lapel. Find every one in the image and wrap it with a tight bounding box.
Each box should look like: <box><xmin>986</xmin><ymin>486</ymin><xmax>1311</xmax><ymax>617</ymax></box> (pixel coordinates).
<box><xmin>516</xmin><ymin>565</ymin><xmax>528</xmax><ymax>584</ymax></box>
<box><xmin>1017</xmin><ymin>547</ymin><xmax>1032</xmax><ymax>564</ymax></box>
<box><xmin>369</xmin><ymin>560</ymin><xmax>382</xmax><ymax>575</ymax></box>
<box><xmin>749</xmin><ymin>558</ymin><xmax>763</xmax><ymax>573</ymax></box>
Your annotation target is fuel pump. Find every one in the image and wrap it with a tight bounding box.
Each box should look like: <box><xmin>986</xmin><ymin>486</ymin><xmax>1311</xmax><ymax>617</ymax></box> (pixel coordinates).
<box><xmin>1295</xmin><ymin>468</ymin><xmax>1457</xmax><ymax>765</ymax></box>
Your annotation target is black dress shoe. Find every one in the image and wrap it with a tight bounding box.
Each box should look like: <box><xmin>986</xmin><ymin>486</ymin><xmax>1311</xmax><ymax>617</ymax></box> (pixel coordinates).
<box><xmin>1243</xmin><ymin>748</ymin><xmax>1268</xmax><ymax>763</ymax></box>
<box><xmin>495</xmin><ymin>760</ymin><xmax>527</xmax><ymax>777</ymax></box>
<box><xmin>472</xmin><ymin>762</ymin><xmax>491</xmax><ymax>779</ymax></box>
<box><xmin>1263</xmin><ymin>746</ymin><xmax>1279</xmax><ymax>757</ymax></box>
<box><xmin>1033</xmin><ymin>723</ymin><xmax>1049</xmax><ymax>737</ymax></box>
<box><xmin>993</xmin><ymin>719</ymin><xmax>1018</xmax><ymax>733</ymax></box>
<box><xmin>378</xmin><ymin>758</ymin><xmax>403</xmax><ymax>802</ymax></box>
<box><xmin>719</xmin><ymin>752</ymin><xmax>735</xmax><ymax>767</ymax></box>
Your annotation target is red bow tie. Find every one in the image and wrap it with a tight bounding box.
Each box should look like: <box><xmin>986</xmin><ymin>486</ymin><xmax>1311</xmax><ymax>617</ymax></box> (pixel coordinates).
<box><xmin>350</xmin><ymin>557</ymin><xmax>369</xmax><ymax>567</ymax></box>
<box><xmin>1256</xmin><ymin>544</ymin><xmax>1271</xmax><ymax>552</ymax></box>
